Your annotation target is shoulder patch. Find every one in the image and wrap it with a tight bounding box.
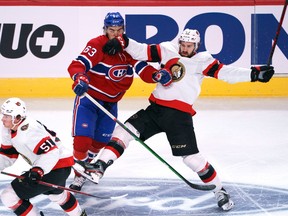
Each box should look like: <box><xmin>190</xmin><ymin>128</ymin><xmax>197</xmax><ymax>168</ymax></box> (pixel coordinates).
<box><xmin>21</xmin><ymin>124</ymin><xmax>29</xmax><ymax>131</ymax></box>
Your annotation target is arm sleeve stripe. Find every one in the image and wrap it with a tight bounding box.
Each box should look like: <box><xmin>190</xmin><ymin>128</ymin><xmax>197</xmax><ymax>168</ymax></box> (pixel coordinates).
<box><xmin>0</xmin><ymin>145</ymin><xmax>19</xmax><ymax>159</ymax></box>
<box><xmin>76</xmin><ymin>55</ymin><xmax>92</xmax><ymax>72</ymax></box>
<box><xmin>134</xmin><ymin>61</ymin><xmax>149</xmax><ymax>75</ymax></box>
<box><xmin>203</xmin><ymin>60</ymin><xmax>223</xmax><ymax>79</ymax></box>
<box><xmin>148</xmin><ymin>44</ymin><xmax>161</xmax><ymax>62</ymax></box>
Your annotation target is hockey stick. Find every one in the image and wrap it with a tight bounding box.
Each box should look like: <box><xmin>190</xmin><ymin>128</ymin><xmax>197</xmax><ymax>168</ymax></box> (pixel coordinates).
<box><xmin>267</xmin><ymin>0</ymin><xmax>288</xmax><ymax>66</ymax></box>
<box><xmin>0</xmin><ymin>171</ymin><xmax>127</xmax><ymax>200</ymax></box>
<box><xmin>84</xmin><ymin>93</ymin><xmax>215</xmax><ymax>191</ymax></box>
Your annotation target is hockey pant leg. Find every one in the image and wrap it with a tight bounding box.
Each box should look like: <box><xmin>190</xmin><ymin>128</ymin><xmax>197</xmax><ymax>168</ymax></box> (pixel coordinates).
<box><xmin>1</xmin><ymin>184</ymin><xmax>39</xmax><ymax>216</ymax></box>
<box><xmin>183</xmin><ymin>153</ymin><xmax>223</xmax><ymax>192</ymax></box>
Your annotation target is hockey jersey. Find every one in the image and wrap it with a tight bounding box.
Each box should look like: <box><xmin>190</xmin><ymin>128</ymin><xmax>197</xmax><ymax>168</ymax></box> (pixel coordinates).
<box><xmin>0</xmin><ymin>117</ymin><xmax>74</xmax><ymax>174</ymax></box>
<box><xmin>68</xmin><ymin>35</ymin><xmax>157</xmax><ymax>102</ymax></box>
<box><xmin>126</xmin><ymin>39</ymin><xmax>252</xmax><ymax>115</ymax></box>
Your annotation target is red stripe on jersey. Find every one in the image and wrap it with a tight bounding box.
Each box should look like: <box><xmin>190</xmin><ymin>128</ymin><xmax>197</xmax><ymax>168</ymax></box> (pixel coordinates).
<box><xmin>33</xmin><ymin>136</ymin><xmax>57</xmax><ymax>155</ymax></box>
<box><xmin>11</xmin><ymin>130</ymin><xmax>17</xmax><ymax>138</ymax></box>
<box><xmin>214</xmin><ymin>63</ymin><xmax>224</xmax><ymax>79</ymax></box>
<box><xmin>202</xmin><ymin>60</ymin><xmax>217</xmax><ymax>76</ymax></box>
<box><xmin>202</xmin><ymin>60</ymin><xmax>224</xmax><ymax>79</ymax></box>
<box><xmin>147</xmin><ymin>44</ymin><xmax>162</xmax><ymax>62</ymax></box>
<box><xmin>0</xmin><ymin>151</ymin><xmax>18</xmax><ymax>159</ymax></box>
<box><xmin>155</xmin><ymin>44</ymin><xmax>162</xmax><ymax>60</ymax></box>
<box><xmin>147</xmin><ymin>46</ymin><xmax>152</xmax><ymax>61</ymax></box>
<box><xmin>0</xmin><ymin>144</ymin><xmax>19</xmax><ymax>159</ymax></box>
<box><xmin>149</xmin><ymin>94</ymin><xmax>196</xmax><ymax>116</ymax></box>
<box><xmin>164</xmin><ymin>57</ymin><xmax>180</xmax><ymax>70</ymax></box>
<box><xmin>1</xmin><ymin>144</ymin><xmax>13</xmax><ymax>149</ymax></box>
<box><xmin>52</xmin><ymin>156</ymin><xmax>74</xmax><ymax>170</ymax></box>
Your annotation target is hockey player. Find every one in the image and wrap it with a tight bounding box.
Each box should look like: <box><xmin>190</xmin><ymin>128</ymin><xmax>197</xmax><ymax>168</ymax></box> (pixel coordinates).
<box><xmin>67</xmin><ymin>12</ymin><xmax>173</xmax><ymax>191</ymax></box>
<box><xmin>0</xmin><ymin>98</ymin><xmax>86</xmax><ymax>216</ymax></box>
<box><xmin>90</xmin><ymin>29</ymin><xmax>274</xmax><ymax>211</ymax></box>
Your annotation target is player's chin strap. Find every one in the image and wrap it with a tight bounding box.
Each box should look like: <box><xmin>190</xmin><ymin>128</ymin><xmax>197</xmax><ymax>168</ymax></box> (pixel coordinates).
<box><xmin>84</xmin><ymin>92</ymin><xmax>215</xmax><ymax>191</ymax></box>
<box><xmin>0</xmin><ymin>171</ymin><xmax>127</xmax><ymax>200</ymax></box>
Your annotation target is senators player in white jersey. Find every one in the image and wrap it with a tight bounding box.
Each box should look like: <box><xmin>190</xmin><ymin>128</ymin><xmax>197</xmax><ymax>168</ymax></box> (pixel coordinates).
<box><xmin>0</xmin><ymin>98</ymin><xmax>86</xmax><ymax>216</ymax></box>
<box><xmin>90</xmin><ymin>29</ymin><xmax>274</xmax><ymax>211</ymax></box>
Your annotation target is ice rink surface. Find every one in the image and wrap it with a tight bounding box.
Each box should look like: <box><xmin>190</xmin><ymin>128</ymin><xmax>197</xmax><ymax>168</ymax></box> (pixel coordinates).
<box><xmin>0</xmin><ymin>97</ymin><xmax>287</xmax><ymax>216</ymax></box>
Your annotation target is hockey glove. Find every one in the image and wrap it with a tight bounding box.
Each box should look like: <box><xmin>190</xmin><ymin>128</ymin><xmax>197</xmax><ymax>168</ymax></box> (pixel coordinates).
<box><xmin>152</xmin><ymin>69</ymin><xmax>173</xmax><ymax>87</ymax></box>
<box><xmin>22</xmin><ymin>167</ymin><xmax>44</xmax><ymax>186</ymax></box>
<box><xmin>102</xmin><ymin>34</ymin><xmax>129</xmax><ymax>55</ymax></box>
<box><xmin>72</xmin><ymin>73</ymin><xmax>89</xmax><ymax>96</ymax></box>
<box><xmin>251</xmin><ymin>66</ymin><xmax>274</xmax><ymax>83</ymax></box>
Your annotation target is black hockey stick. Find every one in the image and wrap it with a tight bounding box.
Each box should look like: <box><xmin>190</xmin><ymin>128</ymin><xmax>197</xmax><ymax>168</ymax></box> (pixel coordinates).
<box><xmin>84</xmin><ymin>93</ymin><xmax>216</xmax><ymax>191</ymax></box>
<box><xmin>0</xmin><ymin>171</ymin><xmax>127</xmax><ymax>200</ymax></box>
<box><xmin>267</xmin><ymin>0</ymin><xmax>288</xmax><ymax>66</ymax></box>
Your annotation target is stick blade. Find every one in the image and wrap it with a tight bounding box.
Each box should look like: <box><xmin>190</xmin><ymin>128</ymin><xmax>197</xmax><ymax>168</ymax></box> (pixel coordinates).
<box><xmin>185</xmin><ymin>180</ymin><xmax>216</xmax><ymax>191</ymax></box>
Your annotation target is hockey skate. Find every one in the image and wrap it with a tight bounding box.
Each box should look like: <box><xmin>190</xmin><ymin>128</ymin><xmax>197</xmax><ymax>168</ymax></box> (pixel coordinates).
<box><xmin>80</xmin><ymin>209</ymin><xmax>87</xmax><ymax>216</ymax></box>
<box><xmin>72</xmin><ymin>159</ymin><xmax>113</xmax><ymax>184</ymax></box>
<box><xmin>69</xmin><ymin>175</ymin><xmax>86</xmax><ymax>191</ymax></box>
<box><xmin>88</xmin><ymin>159</ymin><xmax>113</xmax><ymax>183</ymax></box>
<box><xmin>72</xmin><ymin>160</ymin><xmax>100</xmax><ymax>184</ymax></box>
<box><xmin>214</xmin><ymin>188</ymin><xmax>234</xmax><ymax>211</ymax></box>
<box><xmin>93</xmin><ymin>160</ymin><xmax>113</xmax><ymax>176</ymax></box>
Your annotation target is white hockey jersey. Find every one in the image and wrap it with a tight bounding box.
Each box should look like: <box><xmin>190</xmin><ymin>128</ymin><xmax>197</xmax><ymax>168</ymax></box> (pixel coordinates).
<box><xmin>126</xmin><ymin>39</ymin><xmax>252</xmax><ymax>115</ymax></box>
<box><xmin>0</xmin><ymin>116</ymin><xmax>74</xmax><ymax>174</ymax></box>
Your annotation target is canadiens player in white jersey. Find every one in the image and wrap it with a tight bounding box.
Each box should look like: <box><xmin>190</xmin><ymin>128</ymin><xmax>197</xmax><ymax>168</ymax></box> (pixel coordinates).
<box><xmin>88</xmin><ymin>28</ymin><xmax>275</xmax><ymax>211</ymax></box>
<box><xmin>0</xmin><ymin>98</ymin><xmax>87</xmax><ymax>216</ymax></box>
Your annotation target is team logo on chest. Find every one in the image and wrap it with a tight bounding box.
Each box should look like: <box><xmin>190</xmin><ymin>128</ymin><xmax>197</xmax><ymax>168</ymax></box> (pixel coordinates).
<box><xmin>108</xmin><ymin>65</ymin><xmax>128</xmax><ymax>82</ymax></box>
<box><xmin>164</xmin><ymin>58</ymin><xmax>185</xmax><ymax>82</ymax></box>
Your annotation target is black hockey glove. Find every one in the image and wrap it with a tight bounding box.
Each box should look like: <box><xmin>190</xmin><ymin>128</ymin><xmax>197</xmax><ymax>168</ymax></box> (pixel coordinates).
<box><xmin>251</xmin><ymin>65</ymin><xmax>274</xmax><ymax>83</ymax></box>
<box><xmin>22</xmin><ymin>167</ymin><xmax>44</xmax><ymax>185</ymax></box>
<box><xmin>102</xmin><ymin>34</ymin><xmax>129</xmax><ymax>55</ymax></box>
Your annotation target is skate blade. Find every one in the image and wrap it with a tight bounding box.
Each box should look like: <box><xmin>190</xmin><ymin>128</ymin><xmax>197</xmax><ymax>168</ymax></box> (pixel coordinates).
<box><xmin>72</xmin><ymin>165</ymin><xmax>100</xmax><ymax>184</ymax></box>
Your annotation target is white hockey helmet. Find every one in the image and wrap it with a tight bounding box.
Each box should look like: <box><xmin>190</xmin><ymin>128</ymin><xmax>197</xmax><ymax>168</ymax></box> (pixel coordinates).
<box><xmin>179</xmin><ymin>29</ymin><xmax>200</xmax><ymax>52</ymax></box>
<box><xmin>1</xmin><ymin>97</ymin><xmax>26</xmax><ymax>121</ymax></box>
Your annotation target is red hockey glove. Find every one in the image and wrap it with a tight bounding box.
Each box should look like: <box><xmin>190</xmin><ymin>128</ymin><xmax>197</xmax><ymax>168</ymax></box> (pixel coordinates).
<box><xmin>22</xmin><ymin>167</ymin><xmax>44</xmax><ymax>186</ymax></box>
<box><xmin>152</xmin><ymin>69</ymin><xmax>173</xmax><ymax>87</ymax></box>
<box><xmin>72</xmin><ymin>73</ymin><xmax>89</xmax><ymax>96</ymax></box>
<box><xmin>102</xmin><ymin>34</ymin><xmax>129</xmax><ymax>55</ymax></box>
<box><xmin>251</xmin><ymin>66</ymin><xmax>274</xmax><ymax>83</ymax></box>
